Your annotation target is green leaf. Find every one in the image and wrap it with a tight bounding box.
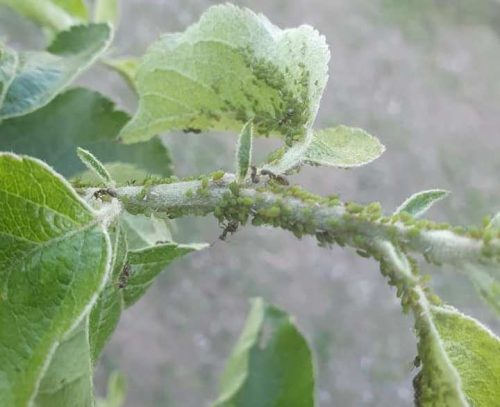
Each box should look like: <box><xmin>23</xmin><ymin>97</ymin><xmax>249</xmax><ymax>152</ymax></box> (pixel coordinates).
<box><xmin>415</xmin><ymin>304</ymin><xmax>500</xmax><ymax>406</ymax></box>
<box><xmin>124</xmin><ymin>242</ymin><xmax>208</xmax><ymax>307</ymax></box>
<box><xmin>236</xmin><ymin>121</ymin><xmax>253</xmax><ymax>182</ymax></box>
<box><xmin>0</xmin><ymin>46</ymin><xmax>18</xmax><ymax>108</ymax></box>
<box><xmin>104</xmin><ymin>57</ymin><xmax>139</xmax><ymax>92</ymax></box>
<box><xmin>120</xmin><ymin>212</ymin><xmax>173</xmax><ymax>250</ymax></box>
<box><xmin>119</xmin><ymin>4</ymin><xmax>330</xmax><ymax>143</ymax></box>
<box><xmin>96</xmin><ymin>372</ymin><xmax>127</xmax><ymax>407</ymax></box>
<box><xmin>34</xmin><ymin>319</ymin><xmax>94</xmax><ymax>407</ymax></box>
<box><xmin>304</xmin><ymin>126</ymin><xmax>385</xmax><ymax>168</ymax></box>
<box><xmin>94</xmin><ymin>0</ymin><xmax>119</xmax><ymax>26</ymax></box>
<box><xmin>0</xmin><ymin>88</ymin><xmax>173</xmax><ymax>179</ymax></box>
<box><xmin>0</xmin><ymin>23</ymin><xmax>112</xmax><ymax>119</ymax></box>
<box><xmin>77</xmin><ymin>147</ymin><xmax>115</xmax><ymax>187</ymax></box>
<box><xmin>395</xmin><ymin>189</ymin><xmax>449</xmax><ymax>218</ymax></box>
<box><xmin>0</xmin><ymin>0</ymin><xmax>87</xmax><ymax>32</ymax></box>
<box><xmin>89</xmin><ymin>227</ymin><xmax>127</xmax><ymax>363</ymax></box>
<box><xmin>462</xmin><ymin>264</ymin><xmax>500</xmax><ymax>317</ymax></box>
<box><xmin>0</xmin><ymin>153</ymin><xmax>112</xmax><ymax>406</ymax></box>
<box><xmin>212</xmin><ymin>298</ymin><xmax>315</xmax><ymax>407</ymax></box>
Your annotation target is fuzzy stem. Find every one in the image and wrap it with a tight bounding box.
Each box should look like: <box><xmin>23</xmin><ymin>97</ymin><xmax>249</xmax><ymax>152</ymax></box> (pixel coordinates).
<box><xmin>92</xmin><ymin>174</ymin><xmax>499</xmax><ymax>269</ymax></box>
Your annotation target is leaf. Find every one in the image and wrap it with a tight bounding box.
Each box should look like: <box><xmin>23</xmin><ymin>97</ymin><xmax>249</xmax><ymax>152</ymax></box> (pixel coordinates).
<box><xmin>415</xmin><ymin>304</ymin><xmax>500</xmax><ymax>406</ymax></box>
<box><xmin>96</xmin><ymin>372</ymin><xmax>127</xmax><ymax>407</ymax></box>
<box><xmin>0</xmin><ymin>153</ymin><xmax>112</xmax><ymax>406</ymax></box>
<box><xmin>212</xmin><ymin>298</ymin><xmax>315</xmax><ymax>407</ymax></box>
<box><xmin>94</xmin><ymin>0</ymin><xmax>119</xmax><ymax>26</ymax></box>
<box><xmin>104</xmin><ymin>57</ymin><xmax>139</xmax><ymax>92</ymax></box>
<box><xmin>236</xmin><ymin>121</ymin><xmax>253</xmax><ymax>182</ymax></box>
<box><xmin>304</xmin><ymin>126</ymin><xmax>385</xmax><ymax>168</ymax></box>
<box><xmin>462</xmin><ymin>264</ymin><xmax>500</xmax><ymax>317</ymax></box>
<box><xmin>120</xmin><ymin>212</ymin><xmax>173</xmax><ymax>250</ymax></box>
<box><xmin>77</xmin><ymin>147</ymin><xmax>115</xmax><ymax>187</ymax></box>
<box><xmin>89</xmin><ymin>227</ymin><xmax>127</xmax><ymax>363</ymax></box>
<box><xmin>0</xmin><ymin>46</ymin><xmax>17</xmax><ymax>108</ymax></box>
<box><xmin>488</xmin><ymin>212</ymin><xmax>500</xmax><ymax>229</ymax></box>
<box><xmin>119</xmin><ymin>4</ymin><xmax>330</xmax><ymax>143</ymax></box>
<box><xmin>0</xmin><ymin>88</ymin><xmax>173</xmax><ymax>179</ymax></box>
<box><xmin>124</xmin><ymin>242</ymin><xmax>208</xmax><ymax>307</ymax></box>
<box><xmin>0</xmin><ymin>23</ymin><xmax>112</xmax><ymax>119</ymax></box>
<box><xmin>34</xmin><ymin>319</ymin><xmax>94</xmax><ymax>407</ymax></box>
<box><xmin>395</xmin><ymin>189</ymin><xmax>449</xmax><ymax>218</ymax></box>
<box><xmin>0</xmin><ymin>0</ymin><xmax>88</xmax><ymax>32</ymax></box>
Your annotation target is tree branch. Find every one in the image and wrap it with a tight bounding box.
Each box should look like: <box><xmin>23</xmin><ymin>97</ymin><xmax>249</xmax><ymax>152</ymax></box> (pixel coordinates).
<box><xmin>91</xmin><ymin>174</ymin><xmax>499</xmax><ymax>269</ymax></box>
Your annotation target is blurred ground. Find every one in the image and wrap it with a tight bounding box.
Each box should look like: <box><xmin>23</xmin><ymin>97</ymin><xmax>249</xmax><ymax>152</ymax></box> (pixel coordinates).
<box><xmin>4</xmin><ymin>1</ymin><xmax>500</xmax><ymax>406</ymax></box>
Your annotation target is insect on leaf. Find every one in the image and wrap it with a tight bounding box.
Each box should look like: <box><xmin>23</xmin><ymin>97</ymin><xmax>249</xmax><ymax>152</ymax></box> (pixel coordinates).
<box><xmin>119</xmin><ymin>4</ymin><xmax>330</xmax><ymax>143</ymax></box>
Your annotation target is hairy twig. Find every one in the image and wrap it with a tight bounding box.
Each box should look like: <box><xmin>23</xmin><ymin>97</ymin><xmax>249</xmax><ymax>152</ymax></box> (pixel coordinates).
<box><xmin>86</xmin><ymin>174</ymin><xmax>500</xmax><ymax>269</ymax></box>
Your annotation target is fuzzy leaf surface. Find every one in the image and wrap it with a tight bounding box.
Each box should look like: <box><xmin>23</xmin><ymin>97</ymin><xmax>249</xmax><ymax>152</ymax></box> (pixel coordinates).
<box><xmin>120</xmin><ymin>4</ymin><xmax>330</xmax><ymax>143</ymax></box>
<box><xmin>304</xmin><ymin>126</ymin><xmax>385</xmax><ymax>168</ymax></box>
<box><xmin>0</xmin><ymin>154</ymin><xmax>111</xmax><ymax>406</ymax></box>
<box><xmin>415</xmin><ymin>304</ymin><xmax>500</xmax><ymax>406</ymax></box>
<box><xmin>395</xmin><ymin>189</ymin><xmax>449</xmax><ymax>218</ymax></box>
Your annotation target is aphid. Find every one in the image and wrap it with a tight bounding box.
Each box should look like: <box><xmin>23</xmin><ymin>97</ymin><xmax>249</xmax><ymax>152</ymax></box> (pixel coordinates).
<box><xmin>277</xmin><ymin>108</ymin><xmax>295</xmax><ymax>126</ymax></box>
<box><xmin>219</xmin><ymin>220</ymin><xmax>239</xmax><ymax>241</ymax></box>
<box><xmin>260</xmin><ymin>169</ymin><xmax>289</xmax><ymax>186</ymax></box>
<box><xmin>182</xmin><ymin>127</ymin><xmax>202</xmax><ymax>134</ymax></box>
<box><xmin>250</xmin><ymin>166</ymin><xmax>260</xmax><ymax>183</ymax></box>
<box><xmin>118</xmin><ymin>263</ymin><xmax>131</xmax><ymax>289</ymax></box>
<box><xmin>93</xmin><ymin>188</ymin><xmax>118</xmax><ymax>200</ymax></box>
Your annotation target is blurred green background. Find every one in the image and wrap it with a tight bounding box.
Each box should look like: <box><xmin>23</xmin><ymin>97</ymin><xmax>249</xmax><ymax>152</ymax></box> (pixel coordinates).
<box><xmin>3</xmin><ymin>1</ymin><xmax>500</xmax><ymax>406</ymax></box>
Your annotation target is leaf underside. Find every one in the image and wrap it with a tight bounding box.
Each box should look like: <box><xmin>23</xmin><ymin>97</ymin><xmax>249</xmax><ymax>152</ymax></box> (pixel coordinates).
<box><xmin>119</xmin><ymin>4</ymin><xmax>330</xmax><ymax>143</ymax></box>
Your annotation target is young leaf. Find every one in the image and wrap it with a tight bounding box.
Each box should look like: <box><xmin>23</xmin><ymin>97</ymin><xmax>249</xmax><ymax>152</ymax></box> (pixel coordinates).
<box><xmin>0</xmin><ymin>153</ymin><xmax>112</xmax><ymax>406</ymax></box>
<box><xmin>0</xmin><ymin>0</ymin><xmax>88</xmax><ymax>32</ymax></box>
<box><xmin>104</xmin><ymin>57</ymin><xmax>139</xmax><ymax>92</ymax></box>
<box><xmin>119</xmin><ymin>4</ymin><xmax>330</xmax><ymax>143</ymax></box>
<box><xmin>304</xmin><ymin>126</ymin><xmax>385</xmax><ymax>168</ymax></box>
<box><xmin>462</xmin><ymin>265</ymin><xmax>500</xmax><ymax>317</ymax></box>
<box><xmin>395</xmin><ymin>189</ymin><xmax>449</xmax><ymax>218</ymax></box>
<box><xmin>212</xmin><ymin>298</ymin><xmax>315</xmax><ymax>407</ymax></box>
<box><xmin>0</xmin><ymin>45</ymin><xmax>18</xmax><ymax>108</ymax></box>
<box><xmin>0</xmin><ymin>88</ymin><xmax>173</xmax><ymax>179</ymax></box>
<box><xmin>0</xmin><ymin>23</ymin><xmax>112</xmax><ymax>119</ymax></box>
<box><xmin>96</xmin><ymin>372</ymin><xmax>127</xmax><ymax>407</ymax></box>
<box><xmin>34</xmin><ymin>319</ymin><xmax>94</xmax><ymax>406</ymax></box>
<box><xmin>415</xmin><ymin>305</ymin><xmax>500</xmax><ymax>406</ymax></box>
<box><xmin>124</xmin><ymin>242</ymin><xmax>208</xmax><ymax>307</ymax></box>
<box><xmin>77</xmin><ymin>147</ymin><xmax>115</xmax><ymax>187</ymax></box>
<box><xmin>94</xmin><ymin>0</ymin><xmax>119</xmax><ymax>26</ymax></box>
<box><xmin>120</xmin><ymin>212</ymin><xmax>173</xmax><ymax>250</ymax></box>
<box><xmin>236</xmin><ymin>121</ymin><xmax>253</xmax><ymax>182</ymax></box>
